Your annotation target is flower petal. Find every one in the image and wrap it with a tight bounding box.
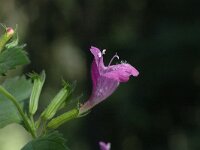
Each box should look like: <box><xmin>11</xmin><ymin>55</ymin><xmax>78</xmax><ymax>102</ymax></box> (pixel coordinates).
<box><xmin>79</xmin><ymin>75</ymin><xmax>119</xmax><ymax>114</ymax></box>
<box><xmin>103</xmin><ymin>63</ymin><xmax>139</xmax><ymax>82</ymax></box>
<box><xmin>90</xmin><ymin>75</ymin><xmax>119</xmax><ymax>103</ymax></box>
<box><xmin>90</xmin><ymin>46</ymin><xmax>105</xmax><ymax>70</ymax></box>
<box><xmin>91</xmin><ymin>60</ymin><xmax>100</xmax><ymax>89</ymax></box>
<box><xmin>99</xmin><ymin>141</ymin><xmax>111</xmax><ymax>150</ymax></box>
<box><xmin>79</xmin><ymin>46</ymin><xmax>139</xmax><ymax>115</ymax></box>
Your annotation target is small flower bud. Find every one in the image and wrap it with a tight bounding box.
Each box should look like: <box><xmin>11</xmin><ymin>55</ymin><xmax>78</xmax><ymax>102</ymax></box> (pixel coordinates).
<box><xmin>41</xmin><ymin>83</ymin><xmax>72</xmax><ymax>120</ymax></box>
<box><xmin>0</xmin><ymin>27</ymin><xmax>15</xmax><ymax>52</ymax></box>
<box><xmin>47</xmin><ymin>109</ymin><xmax>78</xmax><ymax>129</ymax></box>
<box><xmin>6</xmin><ymin>27</ymin><xmax>14</xmax><ymax>36</ymax></box>
<box><xmin>29</xmin><ymin>71</ymin><xmax>46</xmax><ymax>115</ymax></box>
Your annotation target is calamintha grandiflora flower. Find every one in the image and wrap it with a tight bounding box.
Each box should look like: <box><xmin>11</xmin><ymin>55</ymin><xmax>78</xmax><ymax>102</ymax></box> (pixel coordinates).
<box><xmin>99</xmin><ymin>141</ymin><xmax>111</xmax><ymax>150</ymax></box>
<box><xmin>79</xmin><ymin>46</ymin><xmax>139</xmax><ymax>114</ymax></box>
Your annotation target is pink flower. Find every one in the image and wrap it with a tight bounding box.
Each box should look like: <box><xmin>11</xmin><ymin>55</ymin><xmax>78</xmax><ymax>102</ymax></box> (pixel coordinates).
<box><xmin>79</xmin><ymin>46</ymin><xmax>139</xmax><ymax>114</ymax></box>
<box><xmin>99</xmin><ymin>141</ymin><xmax>111</xmax><ymax>150</ymax></box>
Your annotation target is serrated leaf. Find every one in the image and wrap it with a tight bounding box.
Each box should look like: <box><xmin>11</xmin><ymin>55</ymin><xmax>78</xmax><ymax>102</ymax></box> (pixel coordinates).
<box><xmin>0</xmin><ymin>46</ymin><xmax>30</xmax><ymax>75</ymax></box>
<box><xmin>21</xmin><ymin>131</ymin><xmax>69</xmax><ymax>150</ymax></box>
<box><xmin>0</xmin><ymin>76</ymin><xmax>32</xmax><ymax>128</ymax></box>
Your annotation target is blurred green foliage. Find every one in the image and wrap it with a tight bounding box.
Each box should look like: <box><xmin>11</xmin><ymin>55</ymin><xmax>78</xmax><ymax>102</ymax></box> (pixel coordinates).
<box><xmin>0</xmin><ymin>76</ymin><xmax>32</xmax><ymax>128</ymax></box>
<box><xmin>22</xmin><ymin>131</ymin><xmax>69</xmax><ymax>150</ymax></box>
<box><xmin>1</xmin><ymin>0</ymin><xmax>200</xmax><ymax>150</ymax></box>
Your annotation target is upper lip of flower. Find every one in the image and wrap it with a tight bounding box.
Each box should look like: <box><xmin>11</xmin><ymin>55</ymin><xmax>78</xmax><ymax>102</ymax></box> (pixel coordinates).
<box><xmin>90</xmin><ymin>46</ymin><xmax>139</xmax><ymax>82</ymax></box>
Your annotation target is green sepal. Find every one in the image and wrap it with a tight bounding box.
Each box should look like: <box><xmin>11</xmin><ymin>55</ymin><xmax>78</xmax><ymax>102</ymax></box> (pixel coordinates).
<box><xmin>5</xmin><ymin>33</ymin><xmax>19</xmax><ymax>49</ymax></box>
<box><xmin>28</xmin><ymin>70</ymin><xmax>46</xmax><ymax>115</ymax></box>
<box><xmin>41</xmin><ymin>82</ymin><xmax>72</xmax><ymax>120</ymax></box>
<box><xmin>47</xmin><ymin>108</ymin><xmax>79</xmax><ymax>129</ymax></box>
<box><xmin>57</xmin><ymin>80</ymin><xmax>77</xmax><ymax>111</ymax></box>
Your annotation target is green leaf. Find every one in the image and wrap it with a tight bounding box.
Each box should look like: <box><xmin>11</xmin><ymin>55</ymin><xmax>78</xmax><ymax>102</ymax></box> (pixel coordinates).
<box><xmin>0</xmin><ymin>76</ymin><xmax>32</xmax><ymax>128</ymax></box>
<box><xmin>21</xmin><ymin>131</ymin><xmax>69</xmax><ymax>150</ymax></box>
<box><xmin>5</xmin><ymin>33</ymin><xmax>19</xmax><ymax>49</ymax></box>
<box><xmin>0</xmin><ymin>46</ymin><xmax>30</xmax><ymax>75</ymax></box>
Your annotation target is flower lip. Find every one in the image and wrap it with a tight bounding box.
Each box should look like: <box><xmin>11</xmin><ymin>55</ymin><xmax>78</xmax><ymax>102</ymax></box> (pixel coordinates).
<box><xmin>90</xmin><ymin>46</ymin><xmax>139</xmax><ymax>76</ymax></box>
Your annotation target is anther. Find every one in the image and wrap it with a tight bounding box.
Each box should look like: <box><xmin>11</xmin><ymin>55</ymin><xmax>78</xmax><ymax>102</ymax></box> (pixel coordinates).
<box><xmin>102</xmin><ymin>49</ymin><xmax>106</xmax><ymax>55</ymax></box>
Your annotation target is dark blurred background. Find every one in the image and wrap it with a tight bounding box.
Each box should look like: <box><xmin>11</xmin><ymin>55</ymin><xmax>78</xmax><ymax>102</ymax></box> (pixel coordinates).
<box><xmin>1</xmin><ymin>0</ymin><xmax>200</xmax><ymax>150</ymax></box>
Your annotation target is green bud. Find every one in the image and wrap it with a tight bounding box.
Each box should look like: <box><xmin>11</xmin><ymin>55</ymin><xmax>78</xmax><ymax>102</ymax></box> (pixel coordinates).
<box><xmin>0</xmin><ymin>27</ymin><xmax>14</xmax><ymax>52</ymax></box>
<box><xmin>41</xmin><ymin>83</ymin><xmax>72</xmax><ymax>120</ymax></box>
<box><xmin>29</xmin><ymin>71</ymin><xmax>46</xmax><ymax>115</ymax></box>
<box><xmin>47</xmin><ymin>109</ymin><xmax>78</xmax><ymax>129</ymax></box>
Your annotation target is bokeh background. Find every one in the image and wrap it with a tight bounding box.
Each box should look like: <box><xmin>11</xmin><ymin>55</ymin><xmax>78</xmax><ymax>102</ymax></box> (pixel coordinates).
<box><xmin>0</xmin><ymin>0</ymin><xmax>200</xmax><ymax>150</ymax></box>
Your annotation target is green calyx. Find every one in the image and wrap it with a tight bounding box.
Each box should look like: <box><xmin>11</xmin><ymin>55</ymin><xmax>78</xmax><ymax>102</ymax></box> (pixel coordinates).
<box><xmin>47</xmin><ymin>108</ymin><xmax>79</xmax><ymax>129</ymax></box>
<box><xmin>0</xmin><ymin>67</ymin><xmax>79</xmax><ymax>138</ymax></box>
<box><xmin>29</xmin><ymin>71</ymin><xmax>46</xmax><ymax>115</ymax></box>
<box><xmin>41</xmin><ymin>82</ymin><xmax>72</xmax><ymax>120</ymax></box>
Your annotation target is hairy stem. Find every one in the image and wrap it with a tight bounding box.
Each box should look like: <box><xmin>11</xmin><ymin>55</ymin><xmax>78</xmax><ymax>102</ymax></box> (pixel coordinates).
<box><xmin>0</xmin><ymin>86</ymin><xmax>36</xmax><ymax>138</ymax></box>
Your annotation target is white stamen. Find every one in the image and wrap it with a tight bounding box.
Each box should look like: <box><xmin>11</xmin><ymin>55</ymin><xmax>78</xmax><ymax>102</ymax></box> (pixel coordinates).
<box><xmin>102</xmin><ymin>49</ymin><xmax>106</xmax><ymax>55</ymax></box>
<box><xmin>108</xmin><ymin>53</ymin><xmax>120</xmax><ymax>66</ymax></box>
<box><xmin>116</xmin><ymin>55</ymin><xmax>119</xmax><ymax>60</ymax></box>
<box><xmin>98</xmin><ymin>52</ymin><xmax>102</xmax><ymax>58</ymax></box>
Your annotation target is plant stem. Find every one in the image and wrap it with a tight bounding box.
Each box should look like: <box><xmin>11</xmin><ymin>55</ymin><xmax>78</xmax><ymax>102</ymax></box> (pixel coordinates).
<box><xmin>0</xmin><ymin>86</ymin><xmax>36</xmax><ymax>138</ymax></box>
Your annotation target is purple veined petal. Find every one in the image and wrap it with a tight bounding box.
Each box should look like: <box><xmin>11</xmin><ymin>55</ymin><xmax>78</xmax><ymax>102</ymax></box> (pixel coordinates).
<box><xmin>79</xmin><ymin>75</ymin><xmax>119</xmax><ymax>114</ymax></box>
<box><xmin>91</xmin><ymin>60</ymin><xmax>100</xmax><ymax>89</ymax></box>
<box><xmin>103</xmin><ymin>63</ymin><xmax>139</xmax><ymax>82</ymax></box>
<box><xmin>99</xmin><ymin>141</ymin><xmax>111</xmax><ymax>150</ymax></box>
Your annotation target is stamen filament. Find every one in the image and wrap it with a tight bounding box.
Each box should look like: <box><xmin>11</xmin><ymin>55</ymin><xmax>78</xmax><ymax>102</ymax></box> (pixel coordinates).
<box><xmin>108</xmin><ymin>53</ymin><xmax>119</xmax><ymax>66</ymax></box>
